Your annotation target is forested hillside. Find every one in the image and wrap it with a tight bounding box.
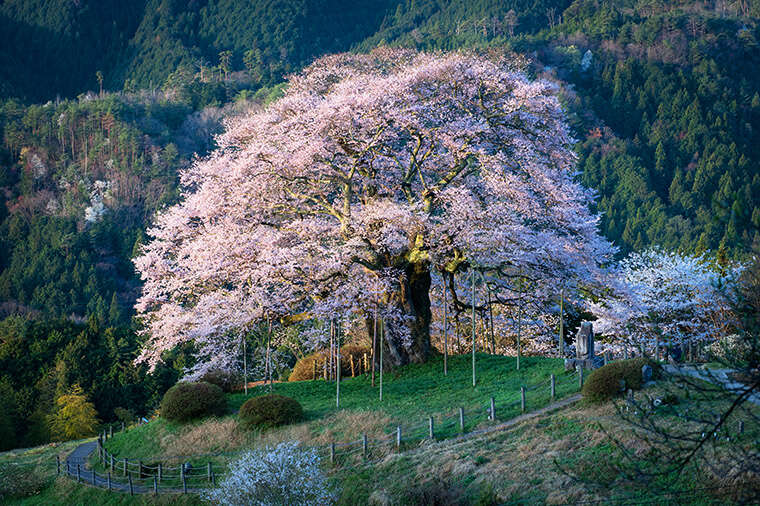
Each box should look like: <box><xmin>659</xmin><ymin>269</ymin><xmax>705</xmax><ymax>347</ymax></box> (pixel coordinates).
<box><xmin>1</xmin><ymin>0</ymin><xmax>759</xmax><ymax>451</ymax></box>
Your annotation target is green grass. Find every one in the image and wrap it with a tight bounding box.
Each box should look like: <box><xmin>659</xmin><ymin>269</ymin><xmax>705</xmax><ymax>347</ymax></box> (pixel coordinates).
<box><xmin>102</xmin><ymin>355</ymin><xmax>576</xmax><ymax>460</ymax></box>
<box><xmin>233</xmin><ymin>354</ymin><xmax>574</xmax><ymax>420</ymax></box>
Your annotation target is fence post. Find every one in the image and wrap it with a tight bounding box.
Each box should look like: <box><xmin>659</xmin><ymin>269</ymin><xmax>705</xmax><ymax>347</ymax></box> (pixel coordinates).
<box><xmin>459</xmin><ymin>407</ymin><xmax>465</xmax><ymax>432</ymax></box>
<box><xmin>109</xmin><ymin>425</ymin><xmax>113</xmax><ymax>439</ymax></box>
<box><xmin>350</xmin><ymin>354</ymin><xmax>355</xmax><ymax>377</ymax></box>
<box><xmin>207</xmin><ymin>462</ymin><xmax>212</xmax><ymax>482</ymax></box>
<box><xmin>67</xmin><ymin>460</ymin><xmax>70</xmax><ymax>476</ymax></box>
<box><xmin>158</xmin><ymin>463</ymin><xmax>162</xmax><ymax>484</ymax></box>
<box><xmin>362</xmin><ymin>434</ymin><xmax>368</xmax><ymax>459</ymax></box>
<box><xmin>520</xmin><ymin>387</ymin><xmax>526</xmax><ymax>413</ymax></box>
<box><xmin>330</xmin><ymin>442</ymin><xmax>335</xmax><ymax>465</ymax></box>
<box><xmin>579</xmin><ymin>367</ymin><xmax>584</xmax><ymax>388</ymax></box>
<box><xmin>153</xmin><ymin>476</ymin><xmax>158</xmax><ymax>495</ymax></box>
<box><xmin>92</xmin><ymin>468</ymin><xmax>96</xmax><ymax>486</ymax></box>
<box><xmin>121</xmin><ymin>421</ymin><xmax>125</xmax><ymax>433</ymax></box>
<box><xmin>429</xmin><ymin>417</ymin><xmax>434</xmax><ymax>438</ymax></box>
<box><xmin>550</xmin><ymin>374</ymin><xmax>556</xmax><ymax>401</ymax></box>
<box><xmin>181</xmin><ymin>462</ymin><xmax>185</xmax><ymax>483</ymax></box>
<box><xmin>77</xmin><ymin>464</ymin><xmax>81</xmax><ymax>483</ymax></box>
<box><xmin>123</xmin><ymin>458</ymin><xmax>127</xmax><ymax>477</ymax></box>
<box><xmin>107</xmin><ymin>472</ymin><xmax>112</xmax><ymax>491</ymax></box>
<box><xmin>182</xmin><ymin>473</ymin><xmax>187</xmax><ymax>494</ymax></box>
<box><xmin>128</xmin><ymin>473</ymin><xmax>134</xmax><ymax>496</ymax></box>
<box><xmin>490</xmin><ymin>397</ymin><xmax>495</xmax><ymax>421</ymax></box>
<box><xmin>396</xmin><ymin>426</ymin><xmax>402</xmax><ymax>450</ymax></box>
<box><xmin>56</xmin><ymin>456</ymin><xmax>60</xmax><ymax>476</ymax></box>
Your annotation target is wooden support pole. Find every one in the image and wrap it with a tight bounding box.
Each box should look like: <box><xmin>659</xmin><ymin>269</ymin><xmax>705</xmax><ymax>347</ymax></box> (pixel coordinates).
<box><xmin>443</xmin><ymin>272</ymin><xmax>448</xmax><ymax>376</ymax></box>
<box><xmin>107</xmin><ymin>472</ymin><xmax>112</xmax><ymax>492</ymax></box>
<box><xmin>243</xmin><ymin>333</ymin><xmax>248</xmax><ymax>395</ymax></box>
<box><xmin>372</xmin><ymin>292</ymin><xmax>377</xmax><ymax>387</ymax></box>
<box><xmin>153</xmin><ymin>476</ymin><xmax>158</xmax><ymax>495</ymax></box>
<box><xmin>330</xmin><ymin>442</ymin><xmax>335</xmax><ymax>465</ymax></box>
<box><xmin>521</xmin><ymin>387</ymin><xmax>526</xmax><ymax>413</ymax></box>
<box><xmin>516</xmin><ymin>307</ymin><xmax>522</xmax><ymax>370</ymax></box>
<box><xmin>336</xmin><ymin>320</ymin><xmax>341</xmax><ymax>408</ymax></box>
<box><xmin>350</xmin><ymin>354</ymin><xmax>355</xmax><ymax>377</ymax></box>
<box><xmin>362</xmin><ymin>434</ymin><xmax>368</xmax><ymax>459</ymax></box>
<box><xmin>129</xmin><ymin>474</ymin><xmax>134</xmax><ymax>496</ymax></box>
<box><xmin>92</xmin><ymin>468</ymin><xmax>96</xmax><ymax>486</ymax></box>
<box><xmin>182</xmin><ymin>474</ymin><xmax>187</xmax><ymax>494</ymax></box>
<box><xmin>459</xmin><ymin>407</ymin><xmax>465</xmax><ymax>432</ymax></box>
<box><xmin>56</xmin><ymin>456</ymin><xmax>60</xmax><ymax>475</ymax></box>
<box><xmin>158</xmin><ymin>463</ymin><xmax>162</xmax><ymax>484</ymax></box>
<box><xmin>109</xmin><ymin>425</ymin><xmax>113</xmax><ymax>438</ymax></box>
<box><xmin>429</xmin><ymin>416</ymin><xmax>434</xmax><ymax>438</ymax></box>
<box><xmin>471</xmin><ymin>268</ymin><xmax>476</xmax><ymax>387</ymax></box>
<box><xmin>490</xmin><ymin>397</ymin><xmax>496</xmax><ymax>421</ymax></box>
<box><xmin>551</xmin><ymin>374</ymin><xmax>556</xmax><ymax>401</ymax></box>
<box><xmin>207</xmin><ymin>462</ymin><xmax>212</xmax><ymax>482</ymax></box>
<box><xmin>579</xmin><ymin>367</ymin><xmax>584</xmax><ymax>388</ymax></box>
<box><xmin>77</xmin><ymin>464</ymin><xmax>82</xmax><ymax>483</ymax></box>
<box><xmin>379</xmin><ymin>320</ymin><xmax>384</xmax><ymax>401</ymax></box>
<box><xmin>396</xmin><ymin>426</ymin><xmax>402</xmax><ymax>450</ymax></box>
<box><xmin>559</xmin><ymin>287</ymin><xmax>565</xmax><ymax>357</ymax></box>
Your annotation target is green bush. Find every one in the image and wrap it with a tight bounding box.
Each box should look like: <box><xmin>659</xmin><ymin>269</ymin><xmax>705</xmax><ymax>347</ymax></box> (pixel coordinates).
<box><xmin>160</xmin><ymin>382</ymin><xmax>227</xmax><ymax>423</ymax></box>
<box><xmin>239</xmin><ymin>394</ymin><xmax>303</xmax><ymax>429</ymax></box>
<box><xmin>582</xmin><ymin>358</ymin><xmax>656</xmax><ymax>403</ymax></box>
<box><xmin>200</xmin><ymin>369</ymin><xmax>239</xmax><ymax>393</ymax></box>
<box><xmin>0</xmin><ymin>463</ymin><xmax>49</xmax><ymax>501</ymax></box>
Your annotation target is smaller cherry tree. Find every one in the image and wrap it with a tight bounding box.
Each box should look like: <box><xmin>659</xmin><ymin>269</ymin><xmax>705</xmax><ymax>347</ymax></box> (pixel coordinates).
<box><xmin>590</xmin><ymin>248</ymin><xmax>739</xmax><ymax>356</ymax></box>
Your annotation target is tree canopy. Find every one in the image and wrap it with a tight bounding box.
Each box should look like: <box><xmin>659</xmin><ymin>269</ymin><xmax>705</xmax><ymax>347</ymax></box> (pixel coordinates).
<box><xmin>135</xmin><ymin>49</ymin><xmax>614</xmax><ymax>374</ymax></box>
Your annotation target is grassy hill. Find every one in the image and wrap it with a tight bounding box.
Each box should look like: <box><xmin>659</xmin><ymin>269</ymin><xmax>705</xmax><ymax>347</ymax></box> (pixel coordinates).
<box><xmin>3</xmin><ymin>356</ymin><xmax>756</xmax><ymax>504</ymax></box>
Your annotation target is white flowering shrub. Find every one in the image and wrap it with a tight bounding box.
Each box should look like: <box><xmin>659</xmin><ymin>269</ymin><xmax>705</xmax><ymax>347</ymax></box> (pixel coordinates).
<box><xmin>707</xmin><ymin>334</ymin><xmax>752</xmax><ymax>365</ymax></box>
<box><xmin>204</xmin><ymin>441</ymin><xmax>336</xmax><ymax>506</ymax></box>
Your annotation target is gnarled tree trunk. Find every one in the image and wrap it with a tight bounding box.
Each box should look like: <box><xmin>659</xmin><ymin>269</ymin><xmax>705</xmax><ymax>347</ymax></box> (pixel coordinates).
<box><xmin>370</xmin><ymin>260</ymin><xmax>431</xmax><ymax>367</ymax></box>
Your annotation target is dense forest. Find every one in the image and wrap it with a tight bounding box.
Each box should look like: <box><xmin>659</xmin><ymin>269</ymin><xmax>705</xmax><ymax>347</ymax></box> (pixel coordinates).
<box><xmin>1</xmin><ymin>0</ymin><xmax>759</xmax><ymax>450</ymax></box>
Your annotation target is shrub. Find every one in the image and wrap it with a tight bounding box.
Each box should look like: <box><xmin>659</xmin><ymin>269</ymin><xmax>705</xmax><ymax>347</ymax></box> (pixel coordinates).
<box><xmin>160</xmin><ymin>381</ymin><xmax>227</xmax><ymax>423</ymax></box>
<box><xmin>200</xmin><ymin>368</ymin><xmax>238</xmax><ymax>393</ymax></box>
<box><xmin>289</xmin><ymin>344</ymin><xmax>370</xmax><ymax>382</ymax></box>
<box><xmin>0</xmin><ymin>463</ymin><xmax>49</xmax><ymax>501</ymax></box>
<box><xmin>203</xmin><ymin>441</ymin><xmax>335</xmax><ymax>506</ymax></box>
<box><xmin>113</xmin><ymin>407</ymin><xmax>135</xmax><ymax>424</ymax></box>
<box><xmin>239</xmin><ymin>394</ymin><xmax>303</xmax><ymax>429</ymax></box>
<box><xmin>582</xmin><ymin>358</ymin><xmax>656</xmax><ymax>403</ymax></box>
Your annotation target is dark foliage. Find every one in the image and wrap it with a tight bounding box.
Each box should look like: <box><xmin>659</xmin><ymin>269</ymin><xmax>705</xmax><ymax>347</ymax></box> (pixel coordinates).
<box><xmin>199</xmin><ymin>368</ymin><xmax>238</xmax><ymax>393</ymax></box>
<box><xmin>582</xmin><ymin>358</ymin><xmax>655</xmax><ymax>403</ymax></box>
<box><xmin>238</xmin><ymin>394</ymin><xmax>303</xmax><ymax>429</ymax></box>
<box><xmin>160</xmin><ymin>381</ymin><xmax>227</xmax><ymax>423</ymax></box>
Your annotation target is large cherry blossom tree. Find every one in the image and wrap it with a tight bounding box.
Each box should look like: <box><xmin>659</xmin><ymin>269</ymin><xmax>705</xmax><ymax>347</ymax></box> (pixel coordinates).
<box><xmin>134</xmin><ymin>49</ymin><xmax>615</xmax><ymax>373</ymax></box>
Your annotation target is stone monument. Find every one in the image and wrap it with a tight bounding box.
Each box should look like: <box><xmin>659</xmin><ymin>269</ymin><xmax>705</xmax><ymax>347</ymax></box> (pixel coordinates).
<box><xmin>564</xmin><ymin>321</ymin><xmax>602</xmax><ymax>371</ymax></box>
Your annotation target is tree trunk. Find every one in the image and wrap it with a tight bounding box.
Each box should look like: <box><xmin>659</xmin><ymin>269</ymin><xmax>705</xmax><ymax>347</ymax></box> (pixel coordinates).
<box><xmin>379</xmin><ymin>261</ymin><xmax>431</xmax><ymax>367</ymax></box>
